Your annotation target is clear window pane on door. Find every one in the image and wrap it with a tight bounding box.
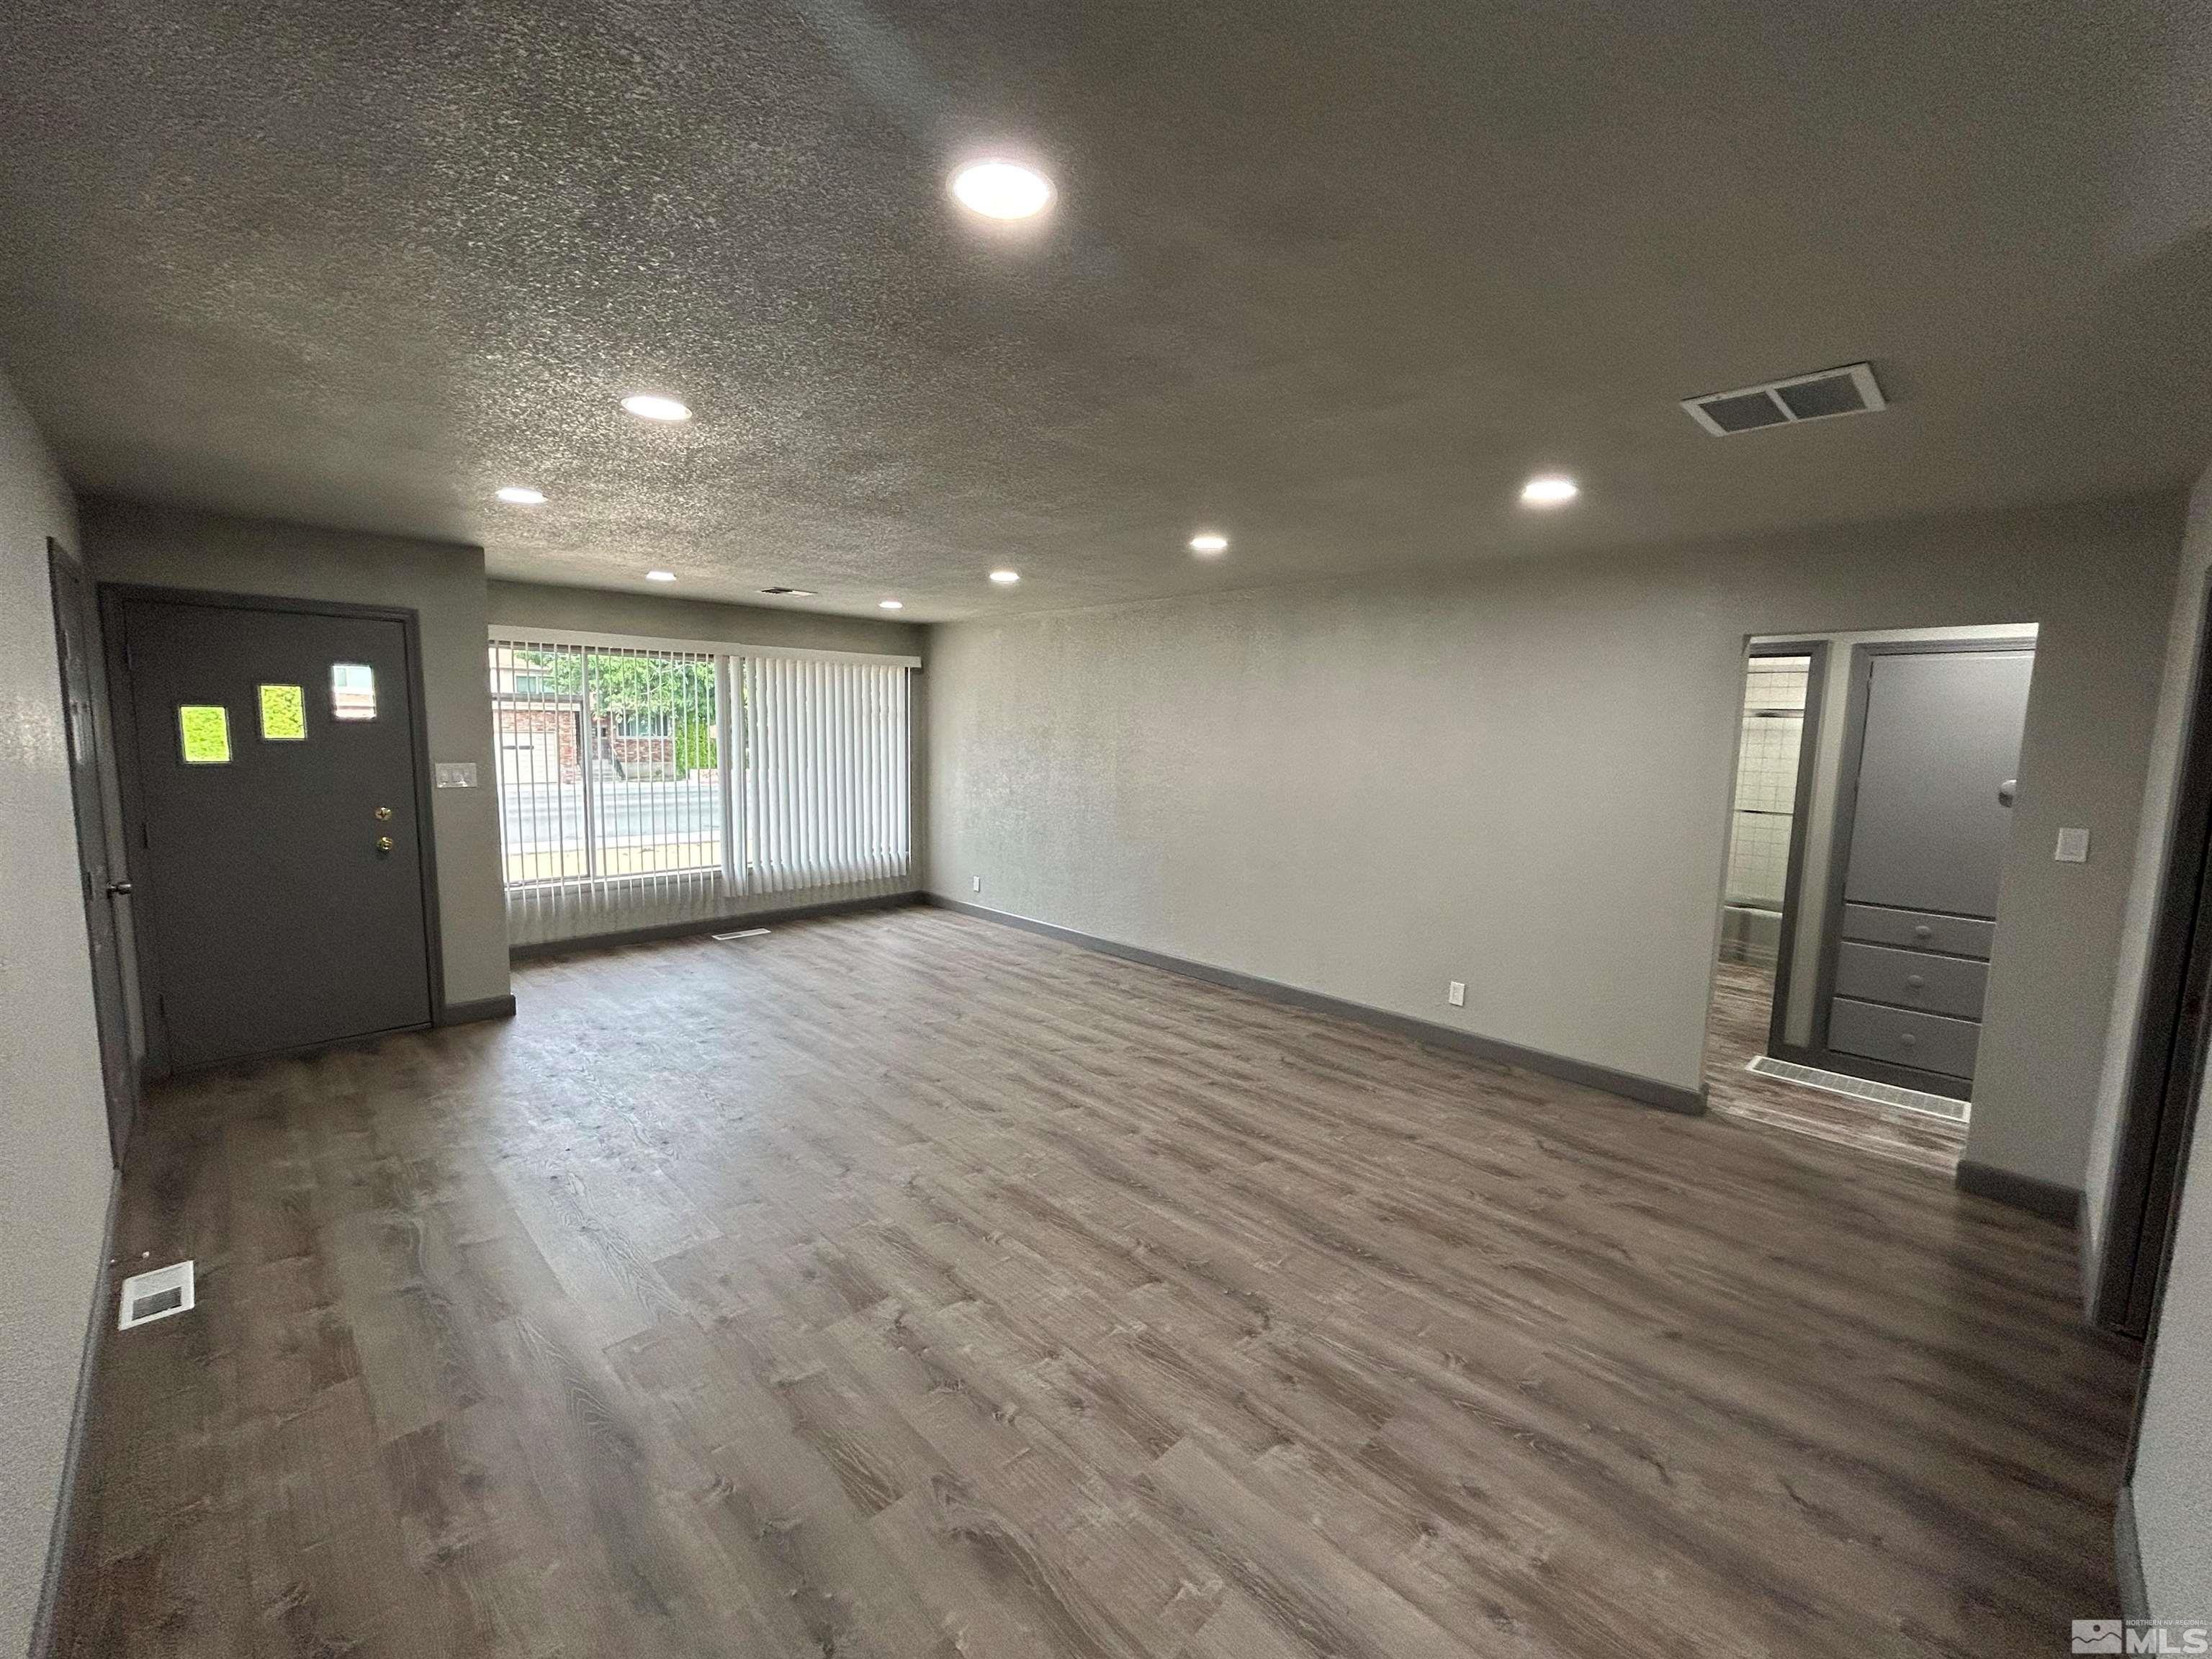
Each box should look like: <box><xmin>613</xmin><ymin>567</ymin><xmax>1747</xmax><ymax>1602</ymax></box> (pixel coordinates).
<box><xmin>258</xmin><ymin>683</ymin><xmax>307</xmax><ymax>740</ymax></box>
<box><xmin>331</xmin><ymin>662</ymin><xmax>377</xmax><ymax>721</ymax></box>
<box><xmin>177</xmin><ymin>704</ymin><xmax>232</xmax><ymax>765</ymax></box>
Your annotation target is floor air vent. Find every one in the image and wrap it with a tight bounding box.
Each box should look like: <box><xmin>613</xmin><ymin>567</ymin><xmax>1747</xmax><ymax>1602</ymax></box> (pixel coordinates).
<box><xmin>118</xmin><ymin>1260</ymin><xmax>195</xmax><ymax>1330</ymax></box>
<box><xmin>1745</xmin><ymin>1056</ymin><xmax>1966</xmax><ymax>1122</ymax></box>
<box><xmin>1683</xmin><ymin>362</ymin><xmax>1884</xmax><ymax>436</ymax></box>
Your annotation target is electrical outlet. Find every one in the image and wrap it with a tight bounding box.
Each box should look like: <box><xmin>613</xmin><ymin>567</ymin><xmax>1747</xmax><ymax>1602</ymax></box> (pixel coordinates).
<box><xmin>972</xmin><ymin>875</ymin><xmax>982</xmax><ymax>893</ymax></box>
<box><xmin>1447</xmin><ymin>981</ymin><xmax>1465</xmax><ymax>1007</ymax></box>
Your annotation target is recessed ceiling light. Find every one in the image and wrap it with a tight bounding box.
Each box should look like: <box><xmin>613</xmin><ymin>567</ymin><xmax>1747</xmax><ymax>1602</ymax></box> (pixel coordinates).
<box><xmin>494</xmin><ymin>486</ymin><xmax>546</xmax><ymax>505</ymax></box>
<box><xmin>644</xmin><ymin>570</ymin><xmax>677</xmax><ymax>583</ymax></box>
<box><xmin>1189</xmin><ymin>532</ymin><xmax>1229</xmax><ymax>555</ymax></box>
<box><xmin>621</xmin><ymin>393</ymin><xmax>692</xmax><ymax>422</ymax></box>
<box><xmin>1520</xmin><ymin>474</ymin><xmax>1579</xmax><ymax>507</ymax></box>
<box><xmin>950</xmin><ymin>159</ymin><xmax>1054</xmax><ymax>220</ymax></box>
<box><xmin>988</xmin><ymin>570</ymin><xmax>1020</xmax><ymax>585</ymax></box>
<box><xmin>878</xmin><ymin>599</ymin><xmax>904</xmax><ymax>610</ymax></box>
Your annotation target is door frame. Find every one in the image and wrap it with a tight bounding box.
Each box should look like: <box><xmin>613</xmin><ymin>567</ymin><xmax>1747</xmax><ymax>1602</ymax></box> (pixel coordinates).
<box><xmin>48</xmin><ymin>539</ymin><xmax>140</xmax><ymax>1161</ymax></box>
<box><xmin>100</xmin><ymin>584</ymin><xmax>446</xmax><ymax>1076</ymax></box>
<box><xmin>2098</xmin><ymin>573</ymin><xmax>2212</xmax><ymax>1336</ymax></box>
<box><xmin>1767</xmin><ymin>635</ymin><xmax>2036</xmax><ymax>1099</ymax></box>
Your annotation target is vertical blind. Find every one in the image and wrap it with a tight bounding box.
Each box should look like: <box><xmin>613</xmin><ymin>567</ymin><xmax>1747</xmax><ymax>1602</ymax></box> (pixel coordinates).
<box><xmin>742</xmin><ymin>653</ymin><xmax>912</xmax><ymax>894</ymax></box>
<box><xmin>488</xmin><ymin>634</ymin><xmax>912</xmax><ymax>943</ymax></box>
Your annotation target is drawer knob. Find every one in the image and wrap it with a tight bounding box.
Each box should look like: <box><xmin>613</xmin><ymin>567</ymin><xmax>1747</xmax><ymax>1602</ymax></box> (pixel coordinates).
<box><xmin>1899</xmin><ymin>1032</ymin><xmax>1917</xmax><ymax>1046</ymax></box>
<box><xmin>1913</xmin><ymin>924</ymin><xmax>1933</xmax><ymax>939</ymax></box>
<box><xmin>1906</xmin><ymin>974</ymin><xmax>1925</xmax><ymax>989</ymax></box>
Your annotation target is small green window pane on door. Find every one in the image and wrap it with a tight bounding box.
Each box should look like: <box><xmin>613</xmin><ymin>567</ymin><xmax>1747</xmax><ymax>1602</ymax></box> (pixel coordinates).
<box><xmin>258</xmin><ymin>683</ymin><xmax>307</xmax><ymax>740</ymax></box>
<box><xmin>177</xmin><ymin>704</ymin><xmax>232</xmax><ymax>765</ymax></box>
<box><xmin>331</xmin><ymin>662</ymin><xmax>377</xmax><ymax>721</ymax></box>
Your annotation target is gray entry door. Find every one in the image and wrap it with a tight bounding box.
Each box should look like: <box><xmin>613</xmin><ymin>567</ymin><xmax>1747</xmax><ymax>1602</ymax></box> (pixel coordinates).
<box><xmin>119</xmin><ymin>596</ymin><xmax>434</xmax><ymax>1070</ymax></box>
<box><xmin>50</xmin><ymin>544</ymin><xmax>138</xmax><ymax>1160</ymax></box>
<box><xmin>1844</xmin><ymin>649</ymin><xmax>2034</xmax><ymax>918</ymax></box>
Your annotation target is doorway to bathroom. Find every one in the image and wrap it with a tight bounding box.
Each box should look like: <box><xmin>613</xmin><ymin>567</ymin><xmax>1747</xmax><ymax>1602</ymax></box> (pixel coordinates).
<box><xmin>1702</xmin><ymin>624</ymin><xmax>2038</xmax><ymax>1169</ymax></box>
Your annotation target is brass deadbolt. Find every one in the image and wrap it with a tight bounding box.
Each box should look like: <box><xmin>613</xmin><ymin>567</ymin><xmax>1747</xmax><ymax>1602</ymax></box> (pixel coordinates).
<box><xmin>374</xmin><ymin>806</ymin><xmax>393</xmax><ymax>820</ymax></box>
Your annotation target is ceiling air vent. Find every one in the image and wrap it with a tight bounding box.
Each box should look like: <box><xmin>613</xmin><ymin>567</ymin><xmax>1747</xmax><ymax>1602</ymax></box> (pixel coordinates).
<box><xmin>1682</xmin><ymin>362</ymin><xmax>1884</xmax><ymax>436</ymax></box>
<box><xmin>759</xmin><ymin>587</ymin><xmax>817</xmax><ymax>597</ymax></box>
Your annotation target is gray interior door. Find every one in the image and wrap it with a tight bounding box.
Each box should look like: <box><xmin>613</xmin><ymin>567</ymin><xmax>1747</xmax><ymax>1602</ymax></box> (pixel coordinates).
<box><xmin>1844</xmin><ymin>649</ymin><xmax>2034</xmax><ymax>918</ymax></box>
<box><xmin>49</xmin><ymin>544</ymin><xmax>138</xmax><ymax>1160</ymax></box>
<box><xmin>120</xmin><ymin>596</ymin><xmax>434</xmax><ymax>1070</ymax></box>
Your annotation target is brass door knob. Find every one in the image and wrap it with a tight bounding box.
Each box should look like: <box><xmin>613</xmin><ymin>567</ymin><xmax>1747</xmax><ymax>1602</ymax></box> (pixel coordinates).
<box><xmin>376</xmin><ymin>836</ymin><xmax>394</xmax><ymax>854</ymax></box>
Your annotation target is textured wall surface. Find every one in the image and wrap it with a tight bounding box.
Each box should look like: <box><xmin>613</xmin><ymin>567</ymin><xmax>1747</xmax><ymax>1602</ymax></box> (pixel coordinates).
<box><xmin>930</xmin><ymin>493</ymin><xmax>2181</xmax><ymax>1192</ymax></box>
<box><xmin>84</xmin><ymin>499</ymin><xmax>511</xmax><ymax>1010</ymax></box>
<box><xmin>0</xmin><ymin>372</ymin><xmax>110</xmax><ymax>1659</ymax></box>
<box><xmin>2</xmin><ymin>4</ymin><xmax>2211</xmax><ymax>619</ymax></box>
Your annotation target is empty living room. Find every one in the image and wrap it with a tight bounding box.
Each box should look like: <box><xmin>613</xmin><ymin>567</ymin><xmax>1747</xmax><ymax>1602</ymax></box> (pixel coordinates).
<box><xmin>6</xmin><ymin>4</ymin><xmax>2212</xmax><ymax>1655</ymax></box>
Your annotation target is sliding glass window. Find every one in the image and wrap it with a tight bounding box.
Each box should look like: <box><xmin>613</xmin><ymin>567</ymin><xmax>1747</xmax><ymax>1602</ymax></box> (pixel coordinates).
<box><xmin>487</xmin><ymin>635</ymin><xmax>912</xmax><ymax>934</ymax></box>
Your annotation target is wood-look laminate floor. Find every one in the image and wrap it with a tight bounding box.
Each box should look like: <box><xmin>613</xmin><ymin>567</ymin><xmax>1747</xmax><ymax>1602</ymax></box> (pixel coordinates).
<box><xmin>55</xmin><ymin>906</ymin><xmax>2135</xmax><ymax>1658</ymax></box>
<box><xmin>1701</xmin><ymin>958</ymin><xmax>1971</xmax><ymax>1174</ymax></box>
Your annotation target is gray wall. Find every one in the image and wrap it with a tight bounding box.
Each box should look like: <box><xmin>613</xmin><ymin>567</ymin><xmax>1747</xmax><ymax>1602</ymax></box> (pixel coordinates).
<box><xmin>928</xmin><ymin>493</ymin><xmax>2183</xmax><ymax>1195</ymax></box>
<box><xmin>84</xmin><ymin>500</ymin><xmax>510</xmax><ymax>1010</ymax></box>
<box><xmin>0</xmin><ymin>375</ymin><xmax>112</xmax><ymax>1657</ymax></box>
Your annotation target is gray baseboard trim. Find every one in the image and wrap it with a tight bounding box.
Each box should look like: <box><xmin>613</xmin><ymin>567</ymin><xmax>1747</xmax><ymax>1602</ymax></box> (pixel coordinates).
<box><xmin>509</xmin><ymin>890</ymin><xmax>922</xmax><ymax>962</ymax></box>
<box><xmin>927</xmin><ymin>894</ymin><xmax>1706</xmax><ymax>1116</ymax></box>
<box><xmin>437</xmin><ymin>993</ymin><xmax>518</xmax><ymax>1026</ymax></box>
<box><xmin>2115</xmin><ymin>1483</ymin><xmax>2149</xmax><ymax>1622</ymax></box>
<box><xmin>1955</xmin><ymin>1158</ymin><xmax>2082</xmax><ymax>1225</ymax></box>
<box><xmin>30</xmin><ymin>1172</ymin><xmax>122</xmax><ymax>1659</ymax></box>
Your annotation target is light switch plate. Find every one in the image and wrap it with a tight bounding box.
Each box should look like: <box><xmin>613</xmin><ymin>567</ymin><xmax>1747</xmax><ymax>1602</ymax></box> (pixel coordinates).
<box><xmin>1447</xmin><ymin>981</ymin><xmax>1466</xmax><ymax>1007</ymax></box>
<box><xmin>435</xmin><ymin>762</ymin><xmax>480</xmax><ymax>788</ymax></box>
<box><xmin>2054</xmin><ymin>827</ymin><xmax>2090</xmax><ymax>863</ymax></box>
<box><xmin>972</xmin><ymin>876</ymin><xmax>981</xmax><ymax>892</ymax></box>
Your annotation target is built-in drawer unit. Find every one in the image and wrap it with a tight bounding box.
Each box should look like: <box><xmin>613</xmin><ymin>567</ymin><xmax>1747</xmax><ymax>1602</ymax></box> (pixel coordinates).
<box><xmin>1828</xmin><ymin>997</ymin><xmax>1981</xmax><ymax>1080</ymax></box>
<box><xmin>1840</xmin><ymin>903</ymin><xmax>1994</xmax><ymax>960</ymax></box>
<box><xmin>1833</xmin><ymin>941</ymin><xmax>1990</xmax><ymax>1021</ymax></box>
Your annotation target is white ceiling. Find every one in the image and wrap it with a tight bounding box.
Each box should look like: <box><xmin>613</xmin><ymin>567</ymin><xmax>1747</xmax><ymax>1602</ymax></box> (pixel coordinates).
<box><xmin>3</xmin><ymin>0</ymin><xmax>2210</xmax><ymax>620</ymax></box>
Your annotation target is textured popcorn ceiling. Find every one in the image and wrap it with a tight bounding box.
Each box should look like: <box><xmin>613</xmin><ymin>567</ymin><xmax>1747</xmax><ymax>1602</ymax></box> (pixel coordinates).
<box><xmin>3</xmin><ymin>1</ymin><xmax>2211</xmax><ymax>619</ymax></box>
